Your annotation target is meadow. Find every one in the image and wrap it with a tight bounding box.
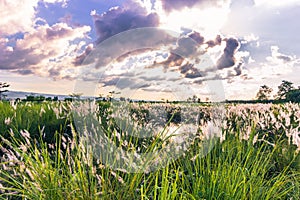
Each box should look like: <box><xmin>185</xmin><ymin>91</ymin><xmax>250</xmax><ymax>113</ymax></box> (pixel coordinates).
<box><xmin>0</xmin><ymin>100</ymin><xmax>299</xmax><ymax>199</ymax></box>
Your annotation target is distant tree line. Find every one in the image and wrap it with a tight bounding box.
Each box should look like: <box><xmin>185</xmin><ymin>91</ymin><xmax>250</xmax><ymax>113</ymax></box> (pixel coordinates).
<box><xmin>1</xmin><ymin>80</ymin><xmax>300</xmax><ymax>103</ymax></box>
<box><xmin>23</xmin><ymin>95</ymin><xmax>59</xmax><ymax>102</ymax></box>
<box><xmin>255</xmin><ymin>80</ymin><xmax>300</xmax><ymax>103</ymax></box>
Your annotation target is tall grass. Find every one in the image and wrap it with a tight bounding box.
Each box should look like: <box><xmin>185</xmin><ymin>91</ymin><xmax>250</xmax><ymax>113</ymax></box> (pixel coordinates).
<box><xmin>0</xmin><ymin>101</ymin><xmax>299</xmax><ymax>199</ymax></box>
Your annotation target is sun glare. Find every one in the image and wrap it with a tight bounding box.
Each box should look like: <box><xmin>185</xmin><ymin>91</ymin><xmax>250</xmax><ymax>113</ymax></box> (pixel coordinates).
<box><xmin>159</xmin><ymin>7</ymin><xmax>229</xmax><ymax>39</ymax></box>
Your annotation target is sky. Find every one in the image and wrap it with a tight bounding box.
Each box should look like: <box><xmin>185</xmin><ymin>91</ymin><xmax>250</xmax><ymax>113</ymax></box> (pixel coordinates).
<box><xmin>1</xmin><ymin>0</ymin><xmax>300</xmax><ymax>101</ymax></box>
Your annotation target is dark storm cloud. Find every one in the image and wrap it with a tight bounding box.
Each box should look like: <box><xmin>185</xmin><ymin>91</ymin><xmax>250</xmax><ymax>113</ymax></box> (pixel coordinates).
<box><xmin>233</xmin><ymin>62</ymin><xmax>243</xmax><ymax>76</ymax></box>
<box><xmin>158</xmin><ymin>53</ymin><xmax>185</xmax><ymax>68</ymax></box>
<box><xmin>216</xmin><ymin>38</ymin><xmax>239</xmax><ymax>69</ymax></box>
<box><xmin>206</xmin><ymin>35</ymin><xmax>222</xmax><ymax>48</ymax></box>
<box><xmin>73</xmin><ymin>45</ymin><xmax>94</xmax><ymax>66</ymax></box>
<box><xmin>93</xmin><ymin>2</ymin><xmax>159</xmax><ymax>44</ymax></box>
<box><xmin>188</xmin><ymin>31</ymin><xmax>205</xmax><ymax>45</ymax></box>
<box><xmin>146</xmin><ymin>33</ymin><xmax>209</xmax><ymax>80</ymax></box>
<box><xmin>180</xmin><ymin>63</ymin><xmax>204</xmax><ymax>79</ymax></box>
<box><xmin>153</xmin><ymin>33</ymin><xmax>203</xmax><ymax>69</ymax></box>
<box><xmin>153</xmin><ymin>53</ymin><xmax>204</xmax><ymax>79</ymax></box>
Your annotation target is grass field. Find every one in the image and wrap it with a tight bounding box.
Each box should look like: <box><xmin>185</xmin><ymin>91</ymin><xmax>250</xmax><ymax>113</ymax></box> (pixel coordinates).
<box><xmin>0</xmin><ymin>100</ymin><xmax>299</xmax><ymax>199</ymax></box>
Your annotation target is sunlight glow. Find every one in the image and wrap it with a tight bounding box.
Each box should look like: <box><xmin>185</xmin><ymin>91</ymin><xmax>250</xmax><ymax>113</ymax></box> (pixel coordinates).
<box><xmin>159</xmin><ymin>7</ymin><xmax>230</xmax><ymax>39</ymax></box>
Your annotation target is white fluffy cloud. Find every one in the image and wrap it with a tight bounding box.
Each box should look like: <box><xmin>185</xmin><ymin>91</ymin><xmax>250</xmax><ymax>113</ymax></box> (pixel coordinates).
<box><xmin>0</xmin><ymin>0</ymin><xmax>69</xmax><ymax>36</ymax></box>
<box><xmin>0</xmin><ymin>22</ymin><xmax>91</xmax><ymax>78</ymax></box>
<box><xmin>42</xmin><ymin>0</ymin><xmax>67</xmax><ymax>4</ymax></box>
<box><xmin>157</xmin><ymin>1</ymin><xmax>231</xmax><ymax>39</ymax></box>
<box><xmin>0</xmin><ymin>0</ymin><xmax>92</xmax><ymax>80</ymax></box>
<box><xmin>0</xmin><ymin>0</ymin><xmax>38</xmax><ymax>35</ymax></box>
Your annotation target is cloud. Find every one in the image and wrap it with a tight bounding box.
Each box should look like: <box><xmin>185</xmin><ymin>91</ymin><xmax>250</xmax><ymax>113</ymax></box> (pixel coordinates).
<box><xmin>174</xmin><ymin>36</ymin><xmax>199</xmax><ymax>57</ymax></box>
<box><xmin>115</xmin><ymin>48</ymin><xmax>154</xmax><ymax>63</ymax></box>
<box><xmin>179</xmin><ymin>63</ymin><xmax>204</xmax><ymax>79</ymax></box>
<box><xmin>73</xmin><ymin>44</ymin><xmax>94</xmax><ymax>66</ymax></box>
<box><xmin>268</xmin><ymin>46</ymin><xmax>295</xmax><ymax>63</ymax></box>
<box><xmin>141</xmin><ymin>87</ymin><xmax>173</xmax><ymax>93</ymax></box>
<box><xmin>102</xmin><ymin>76</ymin><xmax>150</xmax><ymax>90</ymax></box>
<box><xmin>141</xmin><ymin>32</ymin><xmax>230</xmax><ymax>81</ymax></box>
<box><xmin>0</xmin><ymin>0</ymin><xmax>38</xmax><ymax>35</ymax></box>
<box><xmin>76</xmin><ymin>0</ymin><xmax>234</xmax><ymax>88</ymax></box>
<box><xmin>79</xmin><ymin>28</ymin><xmax>176</xmax><ymax>68</ymax></box>
<box><xmin>0</xmin><ymin>0</ymin><xmax>70</xmax><ymax>36</ymax></box>
<box><xmin>15</xmin><ymin>69</ymin><xmax>34</xmax><ymax>75</ymax></box>
<box><xmin>139</xmin><ymin>75</ymin><xmax>167</xmax><ymax>82</ymax></box>
<box><xmin>241</xmin><ymin>45</ymin><xmax>299</xmax><ymax>85</ymax></box>
<box><xmin>157</xmin><ymin>53</ymin><xmax>184</xmax><ymax>68</ymax></box>
<box><xmin>160</xmin><ymin>0</ymin><xmax>202</xmax><ymax>12</ymax></box>
<box><xmin>188</xmin><ymin>31</ymin><xmax>205</xmax><ymax>45</ymax></box>
<box><xmin>93</xmin><ymin>2</ymin><xmax>159</xmax><ymax>44</ymax></box>
<box><xmin>159</xmin><ymin>0</ymin><xmax>228</xmax><ymax>12</ymax></box>
<box><xmin>74</xmin><ymin>0</ymin><xmax>180</xmax><ymax>68</ymax></box>
<box><xmin>216</xmin><ymin>38</ymin><xmax>240</xmax><ymax>69</ymax></box>
<box><xmin>223</xmin><ymin>1</ymin><xmax>300</xmax><ymax>55</ymax></box>
<box><xmin>0</xmin><ymin>22</ymin><xmax>91</xmax><ymax>79</ymax></box>
<box><xmin>206</xmin><ymin>35</ymin><xmax>222</xmax><ymax>48</ymax></box>
<box><xmin>233</xmin><ymin>62</ymin><xmax>243</xmax><ymax>76</ymax></box>
<box><xmin>42</xmin><ymin>0</ymin><xmax>68</xmax><ymax>7</ymax></box>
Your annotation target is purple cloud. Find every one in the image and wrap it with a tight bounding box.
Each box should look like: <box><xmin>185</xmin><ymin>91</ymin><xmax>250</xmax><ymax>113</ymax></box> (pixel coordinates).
<box><xmin>216</xmin><ymin>38</ymin><xmax>239</xmax><ymax>69</ymax></box>
<box><xmin>73</xmin><ymin>44</ymin><xmax>94</xmax><ymax>66</ymax></box>
<box><xmin>188</xmin><ymin>31</ymin><xmax>205</xmax><ymax>45</ymax></box>
<box><xmin>206</xmin><ymin>35</ymin><xmax>222</xmax><ymax>48</ymax></box>
<box><xmin>93</xmin><ymin>3</ymin><xmax>159</xmax><ymax>44</ymax></box>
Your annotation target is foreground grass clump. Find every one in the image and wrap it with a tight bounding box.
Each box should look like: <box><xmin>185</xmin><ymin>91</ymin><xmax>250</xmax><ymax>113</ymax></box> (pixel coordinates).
<box><xmin>1</xmin><ymin>127</ymin><xmax>299</xmax><ymax>199</ymax></box>
<box><xmin>0</xmin><ymin>101</ymin><xmax>299</xmax><ymax>199</ymax></box>
<box><xmin>0</xmin><ymin>101</ymin><xmax>71</xmax><ymax>143</ymax></box>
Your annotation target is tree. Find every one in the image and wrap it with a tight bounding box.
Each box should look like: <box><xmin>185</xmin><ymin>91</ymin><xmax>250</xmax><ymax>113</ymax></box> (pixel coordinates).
<box><xmin>24</xmin><ymin>95</ymin><xmax>46</xmax><ymax>102</ymax></box>
<box><xmin>276</xmin><ymin>80</ymin><xmax>294</xmax><ymax>100</ymax></box>
<box><xmin>69</xmin><ymin>93</ymin><xmax>83</xmax><ymax>100</ymax></box>
<box><xmin>25</xmin><ymin>95</ymin><xmax>35</xmax><ymax>101</ymax></box>
<box><xmin>256</xmin><ymin>85</ymin><xmax>273</xmax><ymax>100</ymax></box>
<box><xmin>286</xmin><ymin>88</ymin><xmax>300</xmax><ymax>102</ymax></box>
<box><xmin>0</xmin><ymin>82</ymin><xmax>10</xmax><ymax>100</ymax></box>
<box><xmin>107</xmin><ymin>91</ymin><xmax>120</xmax><ymax>101</ymax></box>
<box><xmin>119</xmin><ymin>96</ymin><xmax>126</xmax><ymax>101</ymax></box>
<box><xmin>192</xmin><ymin>95</ymin><xmax>198</xmax><ymax>103</ymax></box>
